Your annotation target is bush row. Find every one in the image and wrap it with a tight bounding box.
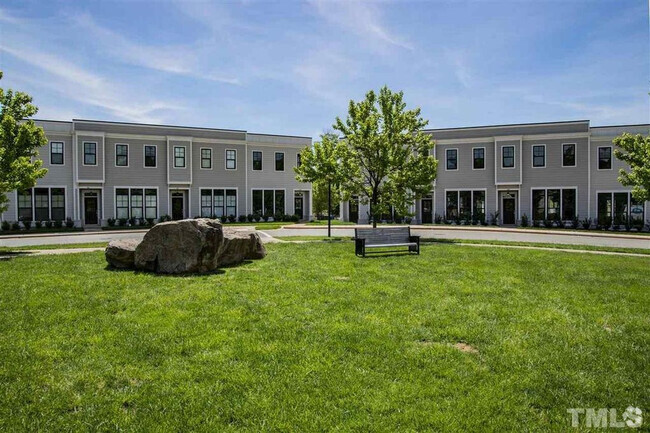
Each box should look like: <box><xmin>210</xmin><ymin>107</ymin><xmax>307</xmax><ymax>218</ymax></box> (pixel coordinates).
<box><xmin>1</xmin><ymin>218</ymin><xmax>76</xmax><ymax>232</ymax></box>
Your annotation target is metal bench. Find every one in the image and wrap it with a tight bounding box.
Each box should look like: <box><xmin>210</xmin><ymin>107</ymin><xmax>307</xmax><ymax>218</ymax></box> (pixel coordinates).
<box><xmin>354</xmin><ymin>227</ymin><xmax>420</xmax><ymax>257</ymax></box>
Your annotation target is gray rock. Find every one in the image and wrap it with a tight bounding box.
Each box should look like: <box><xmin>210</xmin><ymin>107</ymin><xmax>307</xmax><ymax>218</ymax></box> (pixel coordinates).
<box><xmin>218</xmin><ymin>228</ymin><xmax>267</xmax><ymax>266</ymax></box>
<box><xmin>105</xmin><ymin>239</ymin><xmax>140</xmax><ymax>269</ymax></box>
<box><xmin>134</xmin><ymin>218</ymin><xmax>224</xmax><ymax>274</ymax></box>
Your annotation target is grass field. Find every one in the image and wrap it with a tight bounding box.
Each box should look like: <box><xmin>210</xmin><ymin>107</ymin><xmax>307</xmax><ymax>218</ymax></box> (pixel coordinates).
<box><xmin>1</xmin><ymin>243</ymin><xmax>648</xmax><ymax>431</ymax></box>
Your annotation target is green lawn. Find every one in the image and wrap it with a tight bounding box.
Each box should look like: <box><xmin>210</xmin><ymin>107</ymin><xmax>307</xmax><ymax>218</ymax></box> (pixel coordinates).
<box><xmin>1</xmin><ymin>243</ymin><xmax>648</xmax><ymax>431</ymax></box>
<box><xmin>0</xmin><ymin>242</ymin><xmax>109</xmax><ymax>253</ymax></box>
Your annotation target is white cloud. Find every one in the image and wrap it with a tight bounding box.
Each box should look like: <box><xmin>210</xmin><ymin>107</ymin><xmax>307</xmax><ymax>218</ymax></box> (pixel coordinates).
<box><xmin>294</xmin><ymin>47</ymin><xmax>357</xmax><ymax>104</ymax></box>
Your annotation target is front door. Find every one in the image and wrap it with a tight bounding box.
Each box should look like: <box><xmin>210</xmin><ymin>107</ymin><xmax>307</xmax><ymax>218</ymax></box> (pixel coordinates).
<box><xmin>349</xmin><ymin>197</ymin><xmax>359</xmax><ymax>223</ymax></box>
<box><xmin>172</xmin><ymin>193</ymin><xmax>184</xmax><ymax>220</ymax></box>
<box><xmin>421</xmin><ymin>199</ymin><xmax>433</xmax><ymax>224</ymax></box>
<box><xmin>294</xmin><ymin>196</ymin><xmax>304</xmax><ymax>219</ymax></box>
<box><xmin>84</xmin><ymin>196</ymin><xmax>98</xmax><ymax>225</ymax></box>
<box><xmin>503</xmin><ymin>198</ymin><xmax>516</xmax><ymax>225</ymax></box>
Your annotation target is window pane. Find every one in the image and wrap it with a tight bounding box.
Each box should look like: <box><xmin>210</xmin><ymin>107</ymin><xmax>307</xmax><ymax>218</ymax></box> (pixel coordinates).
<box><xmin>598</xmin><ymin>147</ymin><xmax>611</xmax><ymax>169</ymax></box>
<box><xmin>503</xmin><ymin>146</ymin><xmax>514</xmax><ymax>168</ymax></box>
<box><xmin>84</xmin><ymin>142</ymin><xmax>96</xmax><ymax>165</ymax></box>
<box><xmin>226</xmin><ymin>189</ymin><xmax>237</xmax><ymax>216</ymax></box>
<box><xmin>130</xmin><ymin>189</ymin><xmax>143</xmax><ymax>219</ymax></box>
<box><xmin>253</xmin><ymin>190</ymin><xmax>263</xmax><ymax>214</ymax></box>
<box><xmin>226</xmin><ymin>150</ymin><xmax>236</xmax><ymax>169</ymax></box>
<box><xmin>275</xmin><ymin>190</ymin><xmax>284</xmax><ymax>215</ymax></box>
<box><xmin>145</xmin><ymin>189</ymin><xmax>157</xmax><ymax>219</ymax></box>
<box><xmin>472</xmin><ymin>191</ymin><xmax>485</xmax><ymax>218</ymax></box>
<box><xmin>174</xmin><ymin>147</ymin><xmax>185</xmax><ymax>167</ymax></box>
<box><xmin>201</xmin><ymin>190</ymin><xmax>212</xmax><ymax>217</ymax></box>
<box><xmin>253</xmin><ymin>151</ymin><xmax>262</xmax><ymax>170</ymax></box>
<box><xmin>547</xmin><ymin>189</ymin><xmax>560</xmax><ymax>220</ymax></box>
<box><xmin>446</xmin><ymin>191</ymin><xmax>458</xmax><ymax>219</ymax></box>
<box><xmin>532</xmin><ymin>190</ymin><xmax>545</xmax><ymax>221</ymax></box>
<box><xmin>18</xmin><ymin>190</ymin><xmax>33</xmax><ymax>221</ymax></box>
<box><xmin>116</xmin><ymin>188</ymin><xmax>129</xmax><ymax>219</ymax></box>
<box><xmin>446</xmin><ymin>149</ymin><xmax>457</xmax><ymax>170</ymax></box>
<box><xmin>533</xmin><ymin>145</ymin><xmax>545</xmax><ymax>167</ymax></box>
<box><xmin>201</xmin><ymin>149</ymin><xmax>212</xmax><ymax>169</ymax></box>
<box><xmin>51</xmin><ymin>142</ymin><xmax>64</xmax><ymax>164</ymax></box>
<box><xmin>116</xmin><ymin>144</ymin><xmax>128</xmax><ymax>166</ymax></box>
<box><xmin>264</xmin><ymin>190</ymin><xmax>274</xmax><ymax>215</ymax></box>
<box><xmin>51</xmin><ymin>188</ymin><xmax>65</xmax><ymax>221</ymax></box>
<box><xmin>35</xmin><ymin>188</ymin><xmax>49</xmax><ymax>221</ymax></box>
<box><xmin>473</xmin><ymin>148</ymin><xmax>484</xmax><ymax>169</ymax></box>
<box><xmin>563</xmin><ymin>144</ymin><xmax>575</xmax><ymax>166</ymax></box>
<box><xmin>212</xmin><ymin>189</ymin><xmax>224</xmax><ymax>217</ymax></box>
<box><xmin>561</xmin><ymin>189</ymin><xmax>576</xmax><ymax>220</ymax></box>
<box><xmin>597</xmin><ymin>193</ymin><xmax>612</xmax><ymax>226</ymax></box>
<box><xmin>459</xmin><ymin>191</ymin><xmax>471</xmax><ymax>219</ymax></box>
<box><xmin>630</xmin><ymin>196</ymin><xmax>644</xmax><ymax>222</ymax></box>
<box><xmin>275</xmin><ymin>153</ymin><xmax>284</xmax><ymax>171</ymax></box>
<box><xmin>145</xmin><ymin>146</ymin><xmax>156</xmax><ymax>167</ymax></box>
<box><xmin>614</xmin><ymin>192</ymin><xmax>628</xmax><ymax>223</ymax></box>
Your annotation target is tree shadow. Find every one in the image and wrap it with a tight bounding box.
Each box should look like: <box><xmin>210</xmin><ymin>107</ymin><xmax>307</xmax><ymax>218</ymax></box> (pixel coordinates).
<box><xmin>103</xmin><ymin>259</ymin><xmax>260</xmax><ymax>276</ymax></box>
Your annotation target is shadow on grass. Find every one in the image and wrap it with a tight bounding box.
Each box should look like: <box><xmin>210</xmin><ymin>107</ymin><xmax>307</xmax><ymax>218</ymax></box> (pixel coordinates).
<box><xmin>104</xmin><ymin>259</ymin><xmax>263</xmax><ymax>277</ymax></box>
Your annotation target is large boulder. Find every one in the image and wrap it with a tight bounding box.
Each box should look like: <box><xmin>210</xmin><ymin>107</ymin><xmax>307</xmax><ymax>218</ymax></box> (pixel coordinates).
<box><xmin>134</xmin><ymin>218</ymin><xmax>224</xmax><ymax>274</ymax></box>
<box><xmin>218</xmin><ymin>228</ymin><xmax>267</xmax><ymax>266</ymax></box>
<box><xmin>105</xmin><ymin>239</ymin><xmax>139</xmax><ymax>269</ymax></box>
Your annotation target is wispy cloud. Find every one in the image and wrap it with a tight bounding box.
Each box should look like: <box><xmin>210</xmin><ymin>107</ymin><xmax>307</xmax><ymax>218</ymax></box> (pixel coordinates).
<box><xmin>444</xmin><ymin>49</ymin><xmax>473</xmax><ymax>89</ymax></box>
<box><xmin>69</xmin><ymin>12</ymin><xmax>240</xmax><ymax>85</ymax></box>
<box><xmin>294</xmin><ymin>47</ymin><xmax>357</xmax><ymax>104</ymax></box>
<box><xmin>309</xmin><ymin>0</ymin><xmax>413</xmax><ymax>52</ymax></box>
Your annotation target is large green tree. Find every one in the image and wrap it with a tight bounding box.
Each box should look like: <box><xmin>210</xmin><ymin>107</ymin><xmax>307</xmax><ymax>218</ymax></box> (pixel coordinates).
<box><xmin>334</xmin><ymin>86</ymin><xmax>438</xmax><ymax>227</ymax></box>
<box><xmin>295</xmin><ymin>132</ymin><xmax>345</xmax><ymax>236</ymax></box>
<box><xmin>0</xmin><ymin>71</ymin><xmax>48</xmax><ymax>213</ymax></box>
<box><xmin>613</xmin><ymin>132</ymin><xmax>650</xmax><ymax>202</ymax></box>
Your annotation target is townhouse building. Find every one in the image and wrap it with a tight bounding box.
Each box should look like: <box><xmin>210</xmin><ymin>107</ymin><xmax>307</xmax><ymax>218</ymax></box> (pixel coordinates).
<box><xmin>340</xmin><ymin>120</ymin><xmax>650</xmax><ymax>227</ymax></box>
<box><xmin>0</xmin><ymin>119</ymin><xmax>312</xmax><ymax>226</ymax></box>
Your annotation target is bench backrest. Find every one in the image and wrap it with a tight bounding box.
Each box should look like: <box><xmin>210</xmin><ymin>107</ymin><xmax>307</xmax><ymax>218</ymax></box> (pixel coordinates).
<box><xmin>355</xmin><ymin>227</ymin><xmax>410</xmax><ymax>244</ymax></box>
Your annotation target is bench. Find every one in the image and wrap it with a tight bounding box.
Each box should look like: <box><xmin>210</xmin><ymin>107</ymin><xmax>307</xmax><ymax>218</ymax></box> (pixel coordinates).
<box><xmin>354</xmin><ymin>227</ymin><xmax>420</xmax><ymax>257</ymax></box>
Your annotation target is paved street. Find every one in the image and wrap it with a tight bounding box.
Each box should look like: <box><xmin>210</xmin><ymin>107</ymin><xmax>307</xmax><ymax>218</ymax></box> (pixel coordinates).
<box><xmin>1</xmin><ymin>226</ymin><xmax>649</xmax><ymax>250</ymax></box>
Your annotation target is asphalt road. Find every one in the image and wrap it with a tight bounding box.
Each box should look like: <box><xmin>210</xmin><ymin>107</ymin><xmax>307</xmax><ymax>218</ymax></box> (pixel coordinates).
<box><xmin>1</xmin><ymin>227</ymin><xmax>649</xmax><ymax>250</ymax></box>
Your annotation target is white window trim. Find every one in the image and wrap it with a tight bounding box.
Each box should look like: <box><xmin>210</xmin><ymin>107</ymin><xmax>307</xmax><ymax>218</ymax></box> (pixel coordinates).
<box><xmin>113</xmin><ymin>186</ymin><xmax>159</xmax><ymax>220</ymax></box>
<box><xmin>531</xmin><ymin>144</ymin><xmax>546</xmax><ymax>169</ymax></box>
<box><xmin>173</xmin><ymin>145</ymin><xmax>187</xmax><ymax>169</ymax></box>
<box><xmin>274</xmin><ymin>152</ymin><xmax>285</xmax><ymax>172</ymax></box>
<box><xmin>143</xmin><ymin>145</ymin><xmax>158</xmax><ymax>169</ymax></box>
<box><xmin>597</xmin><ymin>145</ymin><xmax>613</xmax><ymax>171</ymax></box>
<box><xmin>529</xmin><ymin>186</ymin><xmax>578</xmax><ymax>221</ymax></box>
<box><xmin>15</xmin><ymin>185</ymin><xmax>68</xmax><ymax>222</ymax></box>
<box><xmin>443</xmin><ymin>188</ymin><xmax>488</xmax><ymax>219</ymax></box>
<box><xmin>562</xmin><ymin>142</ymin><xmax>577</xmax><ymax>167</ymax></box>
<box><xmin>50</xmin><ymin>141</ymin><xmax>65</xmax><ymax>166</ymax></box>
<box><xmin>445</xmin><ymin>148</ymin><xmax>458</xmax><ymax>171</ymax></box>
<box><xmin>251</xmin><ymin>188</ymin><xmax>287</xmax><ymax>216</ymax></box>
<box><xmin>501</xmin><ymin>145</ymin><xmax>516</xmax><ymax>170</ymax></box>
<box><xmin>114</xmin><ymin>143</ymin><xmax>129</xmax><ymax>168</ymax></box>
<box><xmin>200</xmin><ymin>147</ymin><xmax>213</xmax><ymax>170</ymax></box>
<box><xmin>82</xmin><ymin>141</ymin><xmax>98</xmax><ymax>166</ymax></box>
<box><xmin>199</xmin><ymin>187</ymin><xmax>239</xmax><ymax>218</ymax></box>
<box><xmin>471</xmin><ymin>147</ymin><xmax>485</xmax><ymax>171</ymax></box>
<box><xmin>225</xmin><ymin>149</ymin><xmax>237</xmax><ymax>171</ymax></box>
<box><xmin>252</xmin><ymin>150</ymin><xmax>263</xmax><ymax>171</ymax></box>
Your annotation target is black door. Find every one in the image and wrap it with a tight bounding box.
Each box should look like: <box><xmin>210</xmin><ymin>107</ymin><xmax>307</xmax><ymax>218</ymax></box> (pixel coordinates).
<box><xmin>349</xmin><ymin>198</ymin><xmax>359</xmax><ymax>223</ymax></box>
<box><xmin>84</xmin><ymin>197</ymin><xmax>98</xmax><ymax>225</ymax></box>
<box><xmin>172</xmin><ymin>194</ymin><xmax>184</xmax><ymax>220</ymax></box>
<box><xmin>422</xmin><ymin>199</ymin><xmax>433</xmax><ymax>224</ymax></box>
<box><xmin>503</xmin><ymin>198</ymin><xmax>516</xmax><ymax>225</ymax></box>
<box><xmin>294</xmin><ymin>196</ymin><xmax>303</xmax><ymax>220</ymax></box>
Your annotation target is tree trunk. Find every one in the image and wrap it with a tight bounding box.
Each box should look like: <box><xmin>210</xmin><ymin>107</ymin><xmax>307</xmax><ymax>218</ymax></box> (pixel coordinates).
<box><xmin>327</xmin><ymin>181</ymin><xmax>331</xmax><ymax>238</ymax></box>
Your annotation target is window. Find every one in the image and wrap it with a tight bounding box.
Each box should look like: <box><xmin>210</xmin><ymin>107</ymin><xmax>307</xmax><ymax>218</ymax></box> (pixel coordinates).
<box><xmin>51</xmin><ymin>188</ymin><xmax>65</xmax><ymax>221</ymax></box>
<box><xmin>472</xmin><ymin>148</ymin><xmax>484</xmax><ymax>170</ymax></box>
<box><xmin>201</xmin><ymin>148</ymin><xmax>212</xmax><ymax>169</ymax></box>
<box><xmin>130</xmin><ymin>189</ymin><xmax>143</xmax><ymax>219</ymax></box>
<box><xmin>598</xmin><ymin>147</ymin><xmax>611</xmax><ymax>170</ymax></box>
<box><xmin>297</xmin><ymin>153</ymin><xmax>302</xmax><ymax>167</ymax></box>
<box><xmin>502</xmin><ymin>146</ymin><xmax>514</xmax><ymax>168</ymax></box>
<box><xmin>264</xmin><ymin>190</ymin><xmax>274</xmax><ymax>215</ymax></box>
<box><xmin>532</xmin><ymin>188</ymin><xmax>576</xmax><ymax>221</ymax></box>
<box><xmin>459</xmin><ymin>191</ymin><xmax>471</xmax><ymax>219</ymax></box>
<box><xmin>532</xmin><ymin>145</ymin><xmax>545</xmax><ymax>167</ymax></box>
<box><xmin>84</xmin><ymin>142</ymin><xmax>97</xmax><ymax>165</ymax></box>
<box><xmin>116</xmin><ymin>188</ymin><xmax>129</xmax><ymax>219</ymax></box>
<box><xmin>34</xmin><ymin>188</ymin><xmax>49</xmax><ymax>221</ymax></box>
<box><xmin>563</xmin><ymin>143</ymin><xmax>576</xmax><ymax>167</ymax></box>
<box><xmin>472</xmin><ymin>191</ymin><xmax>486</xmax><ymax>217</ymax></box>
<box><xmin>446</xmin><ymin>149</ymin><xmax>457</xmax><ymax>170</ymax></box>
<box><xmin>446</xmin><ymin>191</ymin><xmax>458</xmax><ymax>219</ymax></box>
<box><xmin>253</xmin><ymin>151</ymin><xmax>262</xmax><ymax>171</ymax></box>
<box><xmin>630</xmin><ymin>196</ymin><xmax>645</xmax><ymax>223</ymax></box>
<box><xmin>144</xmin><ymin>146</ymin><xmax>157</xmax><ymax>167</ymax></box>
<box><xmin>116</xmin><ymin>144</ymin><xmax>128</xmax><ymax>167</ymax></box>
<box><xmin>446</xmin><ymin>190</ymin><xmax>486</xmax><ymax>220</ymax></box>
<box><xmin>145</xmin><ymin>189</ymin><xmax>157</xmax><ymax>219</ymax></box>
<box><xmin>50</xmin><ymin>142</ymin><xmax>64</xmax><ymax>165</ymax></box>
<box><xmin>253</xmin><ymin>190</ymin><xmax>263</xmax><ymax>214</ymax></box>
<box><xmin>200</xmin><ymin>190</ymin><xmax>212</xmax><ymax>217</ymax></box>
<box><xmin>174</xmin><ymin>146</ymin><xmax>186</xmax><ymax>168</ymax></box>
<box><xmin>597</xmin><ymin>193</ymin><xmax>612</xmax><ymax>226</ymax></box>
<box><xmin>213</xmin><ymin>189</ymin><xmax>224</xmax><ymax>218</ymax></box>
<box><xmin>226</xmin><ymin>189</ymin><xmax>237</xmax><ymax>216</ymax></box>
<box><xmin>613</xmin><ymin>192</ymin><xmax>628</xmax><ymax>223</ymax></box>
<box><xmin>275</xmin><ymin>190</ymin><xmax>285</xmax><ymax>215</ymax></box>
<box><xmin>253</xmin><ymin>189</ymin><xmax>284</xmax><ymax>216</ymax></box>
<box><xmin>226</xmin><ymin>149</ymin><xmax>236</xmax><ymax>170</ymax></box>
<box><xmin>595</xmin><ymin>192</ymin><xmax>642</xmax><ymax>226</ymax></box>
<box><xmin>275</xmin><ymin>152</ymin><xmax>285</xmax><ymax>171</ymax></box>
<box><xmin>17</xmin><ymin>190</ymin><xmax>32</xmax><ymax>221</ymax></box>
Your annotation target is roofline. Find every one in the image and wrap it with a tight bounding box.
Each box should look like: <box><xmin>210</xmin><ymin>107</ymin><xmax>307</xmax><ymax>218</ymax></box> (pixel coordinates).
<box><xmin>248</xmin><ymin>132</ymin><xmax>312</xmax><ymax>140</ymax></box>
<box><xmin>424</xmin><ymin>119</ymin><xmax>590</xmax><ymax>132</ymax></box>
<box><xmin>590</xmin><ymin>124</ymin><xmax>650</xmax><ymax>129</ymax></box>
<box><xmin>32</xmin><ymin>118</ymin><xmax>73</xmax><ymax>124</ymax></box>
<box><xmin>72</xmin><ymin>118</ymin><xmax>247</xmax><ymax>133</ymax></box>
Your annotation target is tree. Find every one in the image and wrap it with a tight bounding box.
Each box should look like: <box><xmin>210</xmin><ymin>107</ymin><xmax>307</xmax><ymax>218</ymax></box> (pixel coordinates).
<box><xmin>312</xmin><ymin>180</ymin><xmax>340</xmax><ymax>218</ymax></box>
<box><xmin>294</xmin><ymin>132</ymin><xmax>345</xmax><ymax>237</ymax></box>
<box><xmin>0</xmin><ymin>71</ymin><xmax>48</xmax><ymax>213</ymax></box>
<box><xmin>334</xmin><ymin>86</ymin><xmax>438</xmax><ymax>227</ymax></box>
<box><xmin>613</xmin><ymin>132</ymin><xmax>650</xmax><ymax>202</ymax></box>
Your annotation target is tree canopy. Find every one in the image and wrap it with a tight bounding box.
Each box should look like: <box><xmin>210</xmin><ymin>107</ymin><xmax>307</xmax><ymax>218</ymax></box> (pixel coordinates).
<box><xmin>613</xmin><ymin>132</ymin><xmax>650</xmax><ymax>202</ymax></box>
<box><xmin>0</xmin><ymin>71</ymin><xmax>48</xmax><ymax>213</ymax></box>
<box><xmin>334</xmin><ymin>86</ymin><xmax>438</xmax><ymax>226</ymax></box>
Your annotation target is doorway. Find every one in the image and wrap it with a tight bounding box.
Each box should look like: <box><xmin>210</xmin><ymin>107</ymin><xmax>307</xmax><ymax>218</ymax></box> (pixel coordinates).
<box><xmin>294</xmin><ymin>195</ymin><xmax>304</xmax><ymax>220</ymax></box>
<box><xmin>421</xmin><ymin>198</ymin><xmax>433</xmax><ymax>224</ymax></box>
<box><xmin>84</xmin><ymin>194</ymin><xmax>98</xmax><ymax>225</ymax></box>
<box><xmin>171</xmin><ymin>192</ymin><xmax>185</xmax><ymax>220</ymax></box>
<box><xmin>502</xmin><ymin>197</ymin><xmax>516</xmax><ymax>225</ymax></box>
<box><xmin>348</xmin><ymin>197</ymin><xmax>359</xmax><ymax>223</ymax></box>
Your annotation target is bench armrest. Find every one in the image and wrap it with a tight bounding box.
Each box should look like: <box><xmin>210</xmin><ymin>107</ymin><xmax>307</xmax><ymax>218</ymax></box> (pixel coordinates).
<box><xmin>409</xmin><ymin>235</ymin><xmax>420</xmax><ymax>243</ymax></box>
<box><xmin>355</xmin><ymin>238</ymin><xmax>366</xmax><ymax>256</ymax></box>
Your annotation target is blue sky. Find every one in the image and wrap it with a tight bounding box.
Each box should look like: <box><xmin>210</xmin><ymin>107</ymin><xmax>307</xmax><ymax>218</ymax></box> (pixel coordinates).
<box><xmin>0</xmin><ymin>0</ymin><xmax>648</xmax><ymax>138</ymax></box>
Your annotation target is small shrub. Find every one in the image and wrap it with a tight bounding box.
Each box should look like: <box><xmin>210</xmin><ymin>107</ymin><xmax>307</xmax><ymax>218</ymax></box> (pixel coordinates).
<box><xmin>65</xmin><ymin>218</ymin><xmax>75</xmax><ymax>229</ymax></box>
<box><xmin>107</xmin><ymin>218</ymin><xmax>116</xmax><ymax>227</ymax></box>
<box><xmin>11</xmin><ymin>221</ymin><xmax>20</xmax><ymax>231</ymax></box>
<box><xmin>263</xmin><ymin>214</ymin><xmax>271</xmax><ymax>222</ymax></box>
<box><xmin>581</xmin><ymin>217</ymin><xmax>592</xmax><ymax>230</ymax></box>
<box><xmin>228</xmin><ymin>214</ymin><xmax>236</xmax><ymax>223</ymax></box>
<box><xmin>490</xmin><ymin>212</ymin><xmax>500</xmax><ymax>226</ymax></box>
<box><xmin>35</xmin><ymin>221</ymin><xmax>43</xmax><ymax>229</ymax></box>
<box><xmin>128</xmin><ymin>217</ymin><xmax>136</xmax><ymax>226</ymax></box>
<box><xmin>434</xmin><ymin>214</ymin><xmax>442</xmax><ymax>224</ymax></box>
<box><xmin>147</xmin><ymin>218</ymin><xmax>155</xmax><ymax>226</ymax></box>
<box><xmin>253</xmin><ymin>213</ymin><xmax>261</xmax><ymax>222</ymax></box>
<box><xmin>118</xmin><ymin>218</ymin><xmax>127</xmax><ymax>227</ymax></box>
<box><xmin>291</xmin><ymin>214</ymin><xmax>300</xmax><ymax>222</ymax></box>
<box><xmin>45</xmin><ymin>220</ymin><xmax>53</xmax><ymax>229</ymax></box>
<box><xmin>159</xmin><ymin>214</ymin><xmax>171</xmax><ymax>222</ymax></box>
<box><xmin>238</xmin><ymin>215</ymin><xmax>247</xmax><ymax>223</ymax></box>
<box><xmin>543</xmin><ymin>219</ymin><xmax>554</xmax><ymax>228</ymax></box>
<box><xmin>138</xmin><ymin>218</ymin><xmax>147</xmax><ymax>226</ymax></box>
<box><xmin>625</xmin><ymin>217</ymin><xmax>633</xmax><ymax>232</ymax></box>
<box><xmin>23</xmin><ymin>220</ymin><xmax>32</xmax><ymax>230</ymax></box>
<box><xmin>1</xmin><ymin>220</ymin><xmax>10</xmax><ymax>231</ymax></box>
<box><xmin>54</xmin><ymin>220</ymin><xmax>63</xmax><ymax>229</ymax></box>
<box><xmin>247</xmin><ymin>214</ymin><xmax>254</xmax><ymax>223</ymax></box>
<box><xmin>571</xmin><ymin>215</ymin><xmax>580</xmax><ymax>230</ymax></box>
<box><xmin>520</xmin><ymin>213</ymin><xmax>529</xmax><ymax>227</ymax></box>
